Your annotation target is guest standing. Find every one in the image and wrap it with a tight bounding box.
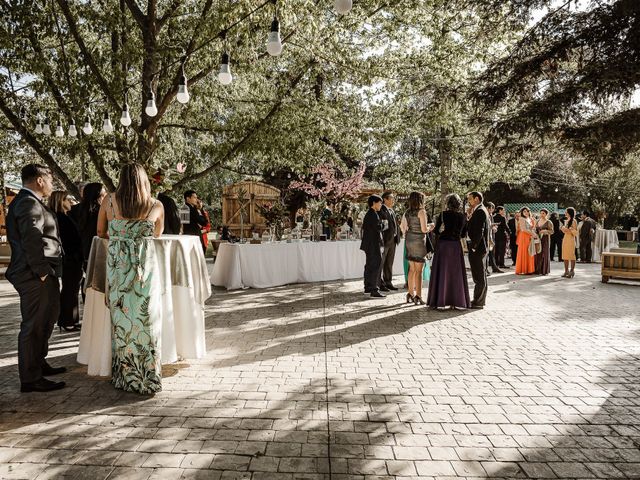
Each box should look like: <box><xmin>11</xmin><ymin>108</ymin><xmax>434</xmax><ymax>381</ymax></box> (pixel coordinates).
<box><xmin>70</xmin><ymin>182</ymin><xmax>107</xmax><ymax>270</ymax></box>
<box><xmin>508</xmin><ymin>212</ymin><xmax>518</xmax><ymax>266</ymax></box>
<box><xmin>197</xmin><ymin>200</ymin><xmax>211</xmax><ymax>253</ymax></box>
<box><xmin>379</xmin><ymin>192</ymin><xmax>401</xmax><ymax>291</ymax></box>
<box><xmin>360</xmin><ymin>195</ymin><xmax>385</xmax><ymax>298</ymax></box>
<box><xmin>484</xmin><ymin>202</ymin><xmax>503</xmax><ymax>274</ymax></box>
<box><xmin>157</xmin><ymin>192</ymin><xmax>181</xmax><ymax>234</ymax></box>
<box><xmin>466</xmin><ymin>192</ymin><xmax>490</xmax><ymax>309</ymax></box>
<box><xmin>97</xmin><ymin>164</ymin><xmax>165</xmax><ymax>394</ymax></box>
<box><xmin>6</xmin><ymin>164</ymin><xmax>65</xmax><ymax>392</ymax></box>
<box><xmin>49</xmin><ymin>191</ymin><xmax>83</xmax><ymax>331</ymax></box>
<box><xmin>549</xmin><ymin>212</ymin><xmax>563</xmax><ymax>261</ymax></box>
<box><xmin>560</xmin><ymin>207</ymin><xmax>578</xmax><ymax>278</ymax></box>
<box><xmin>183</xmin><ymin>190</ymin><xmax>208</xmax><ymax>251</ymax></box>
<box><xmin>400</xmin><ymin>192</ymin><xmax>430</xmax><ymax>305</ymax></box>
<box><xmin>534</xmin><ymin>208</ymin><xmax>554</xmax><ymax>275</ymax></box>
<box><xmin>493</xmin><ymin>206</ymin><xmax>510</xmax><ymax>269</ymax></box>
<box><xmin>427</xmin><ymin>194</ymin><xmax>471</xmax><ymax>309</ymax></box>
<box><xmin>515</xmin><ymin>207</ymin><xmax>537</xmax><ymax>275</ymax></box>
<box><xmin>579</xmin><ymin>211</ymin><xmax>596</xmax><ymax>263</ymax></box>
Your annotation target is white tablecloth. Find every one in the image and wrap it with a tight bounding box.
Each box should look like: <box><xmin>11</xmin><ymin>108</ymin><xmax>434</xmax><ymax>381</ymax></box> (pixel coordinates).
<box><xmin>592</xmin><ymin>229</ymin><xmax>620</xmax><ymax>262</ymax></box>
<box><xmin>77</xmin><ymin>235</ymin><xmax>211</xmax><ymax>376</ymax></box>
<box><xmin>212</xmin><ymin>240</ymin><xmax>405</xmax><ymax>290</ymax></box>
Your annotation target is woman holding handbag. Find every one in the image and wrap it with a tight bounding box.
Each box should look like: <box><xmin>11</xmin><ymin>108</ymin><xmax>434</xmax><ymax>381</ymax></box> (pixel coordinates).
<box><xmin>426</xmin><ymin>194</ymin><xmax>471</xmax><ymax>310</ymax></box>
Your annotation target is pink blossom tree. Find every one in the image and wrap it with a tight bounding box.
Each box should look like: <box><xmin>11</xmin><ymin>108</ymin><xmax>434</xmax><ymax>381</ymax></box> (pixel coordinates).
<box><xmin>289</xmin><ymin>162</ymin><xmax>366</xmax><ymax>206</ymax></box>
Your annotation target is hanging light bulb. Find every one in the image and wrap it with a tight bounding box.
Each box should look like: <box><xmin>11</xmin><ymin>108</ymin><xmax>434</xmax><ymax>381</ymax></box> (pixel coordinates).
<box><xmin>102</xmin><ymin>111</ymin><xmax>114</xmax><ymax>133</ymax></box>
<box><xmin>587</xmin><ymin>192</ymin><xmax>591</xmax><ymax>197</ymax></box>
<box><xmin>287</xmin><ymin>172</ymin><xmax>291</xmax><ymax>178</ymax></box>
<box><xmin>120</xmin><ymin>102</ymin><xmax>132</xmax><ymax>127</ymax></box>
<box><xmin>82</xmin><ymin>115</ymin><xmax>93</xmax><ymax>135</ymax></box>
<box><xmin>35</xmin><ymin>119</ymin><xmax>43</xmax><ymax>135</ymax></box>
<box><xmin>146</xmin><ymin>88</ymin><xmax>158</xmax><ymax>117</ymax></box>
<box><xmin>218</xmin><ymin>52</ymin><xmax>233</xmax><ymax>85</ymax></box>
<box><xmin>42</xmin><ymin>117</ymin><xmax>51</xmax><ymax>136</ymax></box>
<box><xmin>68</xmin><ymin>119</ymin><xmax>77</xmax><ymax>137</ymax></box>
<box><xmin>177</xmin><ymin>68</ymin><xmax>190</xmax><ymax>104</ymax></box>
<box><xmin>267</xmin><ymin>16</ymin><xmax>283</xmax><ymax>56</ymax></box>
<box><xmin>55</xmin><ymin>118</ymin><xmax>64</xmax><ymax>137</ymax></box>
<box><xmin>617</xmin><ymin>195</ymin><xmax>622</xmax><ymax>200</ymax></box>
<box><xmin>554</xmin><ymin>187</ymin><xmax>559</xmax><ymax>192</ymax></box>
<box><xmin>334</xmin><ymin>0</ymin><xmax>352</xmax><ymax>14</ymax></box>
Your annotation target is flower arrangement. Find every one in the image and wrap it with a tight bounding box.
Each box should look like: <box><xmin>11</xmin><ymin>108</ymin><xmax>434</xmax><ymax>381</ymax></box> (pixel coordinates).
<box><xmin>256</xmin><ymin>199</ymin><xmax>288</xmax><ymax>239</ymax></box>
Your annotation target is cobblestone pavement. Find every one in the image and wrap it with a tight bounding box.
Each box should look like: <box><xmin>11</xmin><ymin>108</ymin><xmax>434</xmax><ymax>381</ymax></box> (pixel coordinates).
<box><xmin>0</xmin><ymin>262</ymin><xmax>639</xmax><ymax>479</ymax></box>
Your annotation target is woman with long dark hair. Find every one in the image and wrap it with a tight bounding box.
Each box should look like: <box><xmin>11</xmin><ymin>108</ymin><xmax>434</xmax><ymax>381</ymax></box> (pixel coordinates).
<box><xmin>49</xmin><ymin>191</ymin><xmax>83</xmax><ymax>331</ymax></box>
<box><xmin>515</xmin><ymin>207</ymin><xmax>538</xmax><ymax>275</ymax></box>
<box><xmin>72</xmin><ymin>182</ymin><xmax>107</xmax><ymax>268</ymax></box>
<box><xmin>427</xmin><ymin>194</ymin><xmax>471</xmax><ymax>309</ymax></box>
<box><xmin>560</xmin><ymin>207</ymin><xmax>578</xmax><ymax>278</ymax></box>
<box><xmin>157</xmin><ymin>192</ymin><xmax>181</xmax><ymax>234</ymax></box>
<box><xmin>97</xmin><ymin>164</ymin><xmax>165</xmax><ymax>394</ymax></box>
<box><xmin>400</xmin><ymin>192</ymin><xmax>430</xmax><ymax>305</ymax></box>
<box><xmin>535</xmin><ymin>208</ymin><xmax>554</xmax><ymax>275</ymax></box>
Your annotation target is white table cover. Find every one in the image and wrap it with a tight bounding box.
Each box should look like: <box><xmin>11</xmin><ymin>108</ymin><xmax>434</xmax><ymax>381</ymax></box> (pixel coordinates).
<box><xmin>592</xmin><ymin>229</ymin><xmax>620</xmax><ymax>262</ymax></box>
<box><xmin>77</xmin><ymin>235</ymin><xmax>211</xmax><ymax>376</ymax></box>
<box><xmin>212</xmin><ymin>240</ymin><xmax>405</xmax><ymax>290</ymax></box>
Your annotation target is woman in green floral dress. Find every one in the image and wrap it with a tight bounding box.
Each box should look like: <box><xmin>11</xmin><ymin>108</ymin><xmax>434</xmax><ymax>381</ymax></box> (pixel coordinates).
<box><xmin>97</xmin><ymin>164</ymin><xmax>165</xmax><ymax>394</ymax></box>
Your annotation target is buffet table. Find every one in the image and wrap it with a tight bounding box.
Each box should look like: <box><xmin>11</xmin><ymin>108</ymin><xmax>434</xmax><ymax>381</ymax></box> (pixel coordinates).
<box><xmin>77</xmin><ymin>235</ymin><xmax>211</xmax><ymax>376</ymax></box>
<box><xmin>592</xmin><ymin>229</ymin><xmax>619</xmax><ymax>262</ymax></box>
<box><xmin>211</xmin><ymin>240</ymin><xmax>405</xmax><ymax>290</ymax></box>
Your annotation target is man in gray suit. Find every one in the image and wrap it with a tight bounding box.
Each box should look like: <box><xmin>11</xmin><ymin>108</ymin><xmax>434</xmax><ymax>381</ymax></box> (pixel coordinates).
<box><xmin>6</xmin><ymin>164</ymin><xmax>66</xmax><ymax>392</ymax></box>
<box><xmin>379</xmin><ymin>192</ymin><xmax>400</xmax><ymax>291</ymax></box>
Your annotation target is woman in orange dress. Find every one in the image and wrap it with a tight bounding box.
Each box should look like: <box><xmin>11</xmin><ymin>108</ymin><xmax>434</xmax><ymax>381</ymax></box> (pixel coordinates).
<box><xmin>515</xmin><ymin>207</ymin><xmax>538</xmax><ymax>275</ymax></box>
<box><xmin>560</xmin><ymin>207</ymin><xmax>578</xmax><ymax>278</ymax></box>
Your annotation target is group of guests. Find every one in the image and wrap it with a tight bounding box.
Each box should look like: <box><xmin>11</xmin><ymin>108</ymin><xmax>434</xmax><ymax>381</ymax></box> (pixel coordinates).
<box><xmin>360</xmin><ymin>191</ymin><xmax>491</xmax><ymax>310</ymax></box>
<box><xmin>5</xmin><ymin>163</ymin><xmax>213</xmax><ymax>394</ymax></box>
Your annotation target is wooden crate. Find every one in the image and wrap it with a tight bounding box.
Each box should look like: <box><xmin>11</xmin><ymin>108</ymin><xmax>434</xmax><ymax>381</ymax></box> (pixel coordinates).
<box><xmin>601</xmin><ymin>252</ymin><xmax>640</xmax><ymax>283</ymax></box>
<box><xmin>222</xmin><ymin>181</ymin><xmax>280</xmax><ymax>239</ymax></box>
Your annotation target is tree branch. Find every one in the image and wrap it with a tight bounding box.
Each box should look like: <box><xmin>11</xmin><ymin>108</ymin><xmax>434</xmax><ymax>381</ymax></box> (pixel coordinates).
<box><xmin>172</xmin><ymin>63</ymin><xmax>313</xmax><ymax>190</ymax></box>
<box><xmin>123</xmin><ymin>0</ymin><xmax>146</xmax><ymax>30</ymax></box>
<box><xmin>158</xmin><ymin>0</ymin><xmax>184</xmax><ymax>28</ymax></box>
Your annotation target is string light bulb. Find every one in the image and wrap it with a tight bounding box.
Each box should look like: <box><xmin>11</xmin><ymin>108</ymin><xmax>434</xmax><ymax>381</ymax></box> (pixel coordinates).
<box><xmin>267</xmin><ymin>16</ymin><xmax>283</xmax><ymax>56</ymax></box>
<box><xmin>334</xmin><ymin>0</ymin><xmax>352</xmax><ymax>14</ymax></box>
<box><xmin>42</xmin><ymin>117</ymin><xmax>51</xmax><ymax>136</ymax></box>
<box><xmin>145</xmin><ymin>88</ymin><xmax>158</xmax><ymax>117</ymax></box>
<box><xmin>55</xmin><ymin>118</ymin><xmax>64</xmax><ymax>137</ymax></box>
<box><xmin>177</xmin><ymin>68</ymin><xmax>190</xmax><ymax>104</ymax></box>
<box><xmin>68</xmin><ymin>119</ymin><xmax>77</xmax><ymax>137</ymax></box>
<box><xmin>120</xmin><ymin>102</ymin><xmax>132</xmax><ymax>127</ymax></box>
<box><xmin>82</xmin><ymin>116</ymin><xmax>93</xmax><ymax>135</ymax></box>
<box><xmin>554</xmin><ymin>187</ymin><xmax>558</xmax><ymax>192</ymax></box>
<box><xmin>218</xmin><ymin>52</ymin><xmax>233</xmax><ymax>85</ymax></box>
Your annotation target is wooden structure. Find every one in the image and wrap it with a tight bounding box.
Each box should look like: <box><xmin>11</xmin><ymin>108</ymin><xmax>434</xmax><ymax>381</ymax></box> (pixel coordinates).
<box><xmin>222</xmin><ymin>181</ymin><xmax>281</xmax><ymax>238</ymax></box>
<box><xmin>601</xmin><ymin>252</ymin><xmax>640</xmax><ymax>283</ymax></box>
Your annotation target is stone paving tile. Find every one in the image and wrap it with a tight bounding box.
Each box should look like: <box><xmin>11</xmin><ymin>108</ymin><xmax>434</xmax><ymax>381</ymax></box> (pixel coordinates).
<box><xmin>1</xmin><ymin>263</ymin><xmax>640</xmax><ymax>479</ymax></box>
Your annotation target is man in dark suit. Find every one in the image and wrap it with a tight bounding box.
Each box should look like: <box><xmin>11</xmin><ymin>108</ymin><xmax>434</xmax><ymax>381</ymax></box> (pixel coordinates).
<box><xmin>484</xmin><ymin>202</ymin><xmax>503</xmax><ymax>275</ymax></box>
<box><xmin>579</xmin><ymin>211</ymin><xmax>597</xmax><ymax>263</ymax></box>
<box><xmin>6</xmin><ymin>164</ymin><xmax>66</xmax><ymax>392</ymax></box>
<box><xmin>360</xmin><ymin>195</ymin><xmax>385</xmax><ymax>298</ymax></box>
<box><xmin>183</xmin><ymin>190</ymin><xmax>208</xmax><ymax>248</ymax></box>
<box><xmin>549</xmin><ymin>212</ymin><xmax>563</xmax><ymax>261</ymax></box>
<box><xmin>507</xmin><ymin>213</ymin><xmax>518</xmax><ymax>266</ymax></box>
<box><xmin>493</xmin><ymin>206</ymin><xmax>510</xmax><ymax>269</ymax></box>
<box><xmin>466</xmin><ymin>192</ymin><xmax>490</xmax><ymax>309</ymax></box>
<box><xmin>379</xmin><ymin>192</ymin><xmax>400</xmax><ymax>291</ymax></box>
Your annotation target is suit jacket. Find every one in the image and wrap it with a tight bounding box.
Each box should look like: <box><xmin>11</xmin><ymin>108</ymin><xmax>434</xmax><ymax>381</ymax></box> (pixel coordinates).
<box><xmin>379</xmin><ymin>204</ymin><xmax>400</xmax><ymax>245</ymax></box>
<box><xmin>360</xmin><ymin>208</ymin><xmax>384</xmax><ymax>253</ymax></box>
<box><xmin>6</xmin><ymin>189</ymin><xmax>63</xmax><ymax>284</ymax></box>
<box><xmin>182</xmin><ymin>203</ymin><xmax>207</xmax><ymax>236</ymax></box>
<box><xmin>493</xmin><ymin>213</ymin><xmax>510</xmax><ymax>241</ymax></box>
<box><xmin>551</xmin><ymin>217</ymin><xmax>563</xmax><ymax>239</ymax></box>
<box><xmin>467</xmin><ymin>205</ymin><xmax>490</xmax><ymax>256</ymax></box>
<box><xmin>580</xmin><ymin>217</ymin><xmax>597</xmax><ymax>241</ymax></box>
<box><xmin>56</xmin><ymin>212</ymin><xmax>83</xmax><ymax>263</ymax></box>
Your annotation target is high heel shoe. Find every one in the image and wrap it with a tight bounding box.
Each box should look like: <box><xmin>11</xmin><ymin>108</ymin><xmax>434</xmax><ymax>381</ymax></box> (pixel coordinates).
<box><xmin>413</xmin><ymin>296</ymin><xmax>426</xmax><ymax>306</ymax></box>
<box><xmin>58</xmin><ymin>325</ymin><xmax>81</xmax><ymax>332</ymax></box>
<box><xmin>569</xmin><ymin>270</ymin><xmax>575</xmax><ymax>278</ymax></box>
<box><xmin>561</xmin><ymin>272</ymin><xmax>569</xmax><ymax>278</ymax></box>
<box><xmin>406</xmin><ymin>293</ymin><xmax>415</xmax><ymax>304</ymax></box>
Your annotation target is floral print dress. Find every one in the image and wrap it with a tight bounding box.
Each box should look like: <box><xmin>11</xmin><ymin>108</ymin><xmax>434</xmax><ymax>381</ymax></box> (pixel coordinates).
<box><xmin>107</xmin><ymin>205</ymin><xmax>162</xmax><ymax>394</ymax></box>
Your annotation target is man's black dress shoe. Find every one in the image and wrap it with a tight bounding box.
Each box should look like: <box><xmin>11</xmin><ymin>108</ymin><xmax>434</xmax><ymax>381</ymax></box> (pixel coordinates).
<box><xmin>470</xmin><ymin>303</ymin><xmax>484</xmax><ymax>309</ymax></box>
<box><xmin>42</xmin><ymin>365</ymin><xmax>67</xmax><ymax>376</ymax></box>
<box><xmin>386</xmin><ymin>285</ymin><xmax>399</xmax><ymax>290</ymax></box>
<box><xmin>492</xmin><ymin>268</ymin><xmax>504</xmax><ymax>274</ymax></box>
<box><xmin>379</xmin><ymin>286</ymin><xmax>390</xmax><ymax>292</ymax></box>
<box><xmin>21</xmin><ymin>378</ymin><xmax>66</xmax><ymax>393</ymax></box>
<box><xmin>370</xmin><ymin>291</ymin><xmax>385</xmax><ymax>298</ymax></box>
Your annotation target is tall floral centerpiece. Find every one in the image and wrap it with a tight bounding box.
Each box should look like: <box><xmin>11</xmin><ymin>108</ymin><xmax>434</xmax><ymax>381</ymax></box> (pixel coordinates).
<box><xmin>289</xmin><ymin>162</ymin><xmax>366</xmax><ymax>240</ymax></box>
<box><xmin>256</xmin><ymin>199</ymin><xmax>288</xmax><ymax>240</ymax></box>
